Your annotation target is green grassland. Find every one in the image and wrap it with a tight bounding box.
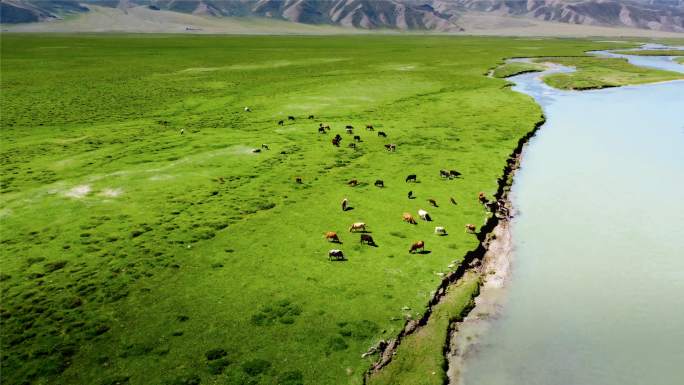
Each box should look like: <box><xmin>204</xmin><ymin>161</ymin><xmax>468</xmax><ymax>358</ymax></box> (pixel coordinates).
<box><xmin>610</xmin><ymin>50</ymin><xmax>684</xmax><ymax>56</ymax></box>
<box><xmin>491</xmin><ymin>62</ymin><xmax>545</xmax><ymax>78</ymax></box>
<box><xmin>532</xmin><ymin>56</ymin><xmax>684</xmax><ymax>90</ymax></box>
<box><xmin>0</xmin><ymin>35</ymin><xmax>655</xmax><ymax>385</ymax></box>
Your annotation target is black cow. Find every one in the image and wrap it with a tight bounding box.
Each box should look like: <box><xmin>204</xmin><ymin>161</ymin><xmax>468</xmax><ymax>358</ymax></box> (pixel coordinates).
<box><xmin>408</xmin><ymin>191</ymin><xmax>413</xmax><ymax>199</ymax></box>
<box><xmin>288</xmin><ymin>116</ymin><xmax>295</xmax><ymax>121</ymax></box>
<box><xmin>278</xmin><ymin>120</ymin><xmax>284</xmax><ymax>126</ymax></box>
<box><xmin>406</xmin><ymin>175</ymin><xmax>417</xmax><ymax>182</ymax></box>
<box><xmin>309</xmin><ymin>115</ymin><xmax>314</xmax><ymax>119</ymax></box>
<box><xmin>439</xmin><ymin>170</ymin><xmax>451</xmax><ymax>179</ymax></box>
<box><xmin>332</xmin><ymin>139</ymin><xmax>340</xmax><ymax>147</ymax></box>
<box><xmin>374</xmin><ymin>180</ymin><xmax>384</xmax><ymax>187</ymax></box>
<box><xmin>450</xmin><ymin>170</ymin><xmax>462</xmax><ymax>178</ymax></box>
<box><xmin>319</xmin><ymin>127</ymin><xmax>326</xmax><ymax>133</ymax></box>
<box><xmin>346</xmin><ymin>125</ymin><xmax>353</xmax><ymax>129</ymax></box>
<box><xmin>354</xmin><ymin>135</ymin><xmax>361</xmax><ymax>142</ymax></box>
<box><xmin>378</xmin><ymin>132</ymin><xmax>387</xmax><ymax>137</ymax></box>
<box><xmin>360</xmin><ymin>234</ymin><xmax>374</xmax><ymax>245</ymax></box>
<box><xmin>335</xmin><ymin>134</ymin><xmax>342</xmax><ymax>140</ymax></box>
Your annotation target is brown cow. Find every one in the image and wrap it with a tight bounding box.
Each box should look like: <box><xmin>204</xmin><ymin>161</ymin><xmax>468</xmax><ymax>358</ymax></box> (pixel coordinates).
<box><xmin>349</xmin><ymin>143</ymin><xmax>356</xmax><ymax>148</ymax></box>
<box><xmin>332</xmin><ymin>138</ymin><xmax>340</xmax><ymax>147</ymax></box>
<box><xmin>403</xmin><ymin>213</ymin><xmax>417</xmax><ymax>225</ymax></box>
<box><xmin>409</xmin><ymin>241</ymin><xmax>424</xmax><ymax>253</ymax></box>
<box><xmin>366</xmin><ymin>125</ymin><xmax>374</xmax><ymax>130</ymax></box>
<box><xmin>429</xmin><ymin>199</ymin><xmax>437</xmax><ymax>207</ymax></box>
<box><xmin>252</xmin><ymin>149</ymin><xmax>261</xmax><ymax>153</ymax></box>
<box><xmin>360</xmin><ymin>234</ymin><xmax>374</xmax><ymax>245</ymax></box>
<box><xmin>325</xmin><ymin>232</ymin><xmax>340</xmax><ymax>243</ymax></box>
<box><xmin>295</xmin><ymin>178</ymin><xmax>302</xmax><ymax>183</ymax></box>
<box><xmin>465</xmin><ymin>224</ymin><xmax>476</xmax><ymax>233</ymax></box>
<box><xmin>349</xmin><ymin>222</ymin><xmax>366</xmax><ymax>232</ymax></box>
<box><xmin>325</xmin><ymin>125</ymin><xmax>330</xmax><ymax>130</ymax></box>
<box><xmin>219</xmin><ymin>177</ymin><xmax>224</xmax><ymax>182</ymax></box>
<box><xmin>450</xmin><ymin>197</ymin><xmax>456</xmax><ymax>205</ymax></box>
<box><xmin>347</xmin><ymin>179</ymin><xmax>357</xmax><ymax>186</ymax></box>
<box><xmin>478</xmin><ymin>193</ymin><xmax>487</xmax><ymax>205</ymax></box>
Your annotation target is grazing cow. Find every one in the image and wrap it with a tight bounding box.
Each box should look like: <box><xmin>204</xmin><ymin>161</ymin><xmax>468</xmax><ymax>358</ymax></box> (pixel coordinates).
<box><xmin>335</xmin><ymin>134</ymin><xmax>342</xmax><ymax>140</ymax></box>
<box><xmin>280</xmin><ymin>151</ymin><xmax>287</xmax><ymax>154</ymax></box>
<box><xmin>450</xmin><ymin>170</ymin><xmax>461</xmax><ymax>178</ymax></box>
<box><xmin>309</xmin><ymin>115</ymin><xmax>314</xmax><ymax>119</ymax></box>
<box><xmin>346</xmin><ymin>128</ymin><xmax>353</xmax><ymax>134</ymax></box>
<box><xmin>181</xmin><ymin>129</ymin><xmax>184</xmax><ymax>135</ymax></box>
<box><xmin>439</xmin><ymin>170</ymin><xmax>451</xmax><ymax>179</ymax></box>
<box><xmin>325</xmin><ymin>232</ymin><xmax>340</xmax><ymax>243</ymax></box>
<box><xmin>378</xmin><ymin>132</ymin><xmax>387</xmax><ymax>137</ymax></box>
<box><xmin>418</xmin><ymin>210</ymin><xmax>428</xmax><ymax>220</ymax></box>
<box><xmin>389</xmin><ymin>144</ymin><xmax>396</xmax><ymax>152</ymax></box>
<box><xmin>325</xmin><ymin>125</ymin><xmax>330</xmax><ymax>130</ymax></box>
<box><xmin>450</xmin><ymin>197</ymin><xmax>457</xmax><ymax>205</ymax></box>
<box><xmin>366</xmin><ymin>125</ymin><xmax>374</xmax><ymax>130</ymax></box>
<box><xmin>319</xmin><ymin>127</ymin><xmax>326</xmax><ymax>133</ymax></box>
<box><xmin>288</xmin><ymin>116</ymin><xmax>295</xmax><ymax>121</ymax></box>
<box><xmin>346</xmin><ymin>125</ymin><xmax>354</xmax><ymax>130</ymax></box>
<box><xmin>406</xmin><ymin>175</ymin><xmax>417</xmax><ymax>182</ymax></box>
<box><xmin>434</xmin><ymin>227</ymin><xmax>446</xmax><ymax>235</ymax></box>
<box><xmin>375</xmin><ymin>180</ymin><xmax>384</xmax><ymax>187</ymax></box>
<box><xmin>360</xmin><ymin>234</ymin><xmax>374</xmax><ymax>245</ymax></box>
<box><xmin>478</xmin><ymin>194</ymin><xmax>488</xmax><ymax>205</ymax></box>
<box><xmin>429</xmin><ymin>199</ymin><xmax>437</xmax><ymax>207</ymax></box>
<box><xmin>278</xmin><ymin>120</ymin><xmax>284</xmax><ymax>126</ymax></box>
<box><xmin>348</xmin><ymin>179</ymin><xmax>357</xmax><ymax>186</ymax></box>
<box><xmin>262</xmin><ymin>144</ymin><xmax>269</xmax><ymax>150</ymax></box>
<box><xmin>328</xmin><ymin>250</ymin><xmax>345</xmax><ymax>261</ymax></box>
<box><xmin>385</xmin><ymin>144</ymin><xmax>392</xmax><ymax>150</ymax></box>
<box><xmin>252</xmin><ymin>149</ymin><xmax>261</xmax><ymax>153</ymax></box>
<box><xmin>465</xmin><ymin>224</ymin><xmax>476</xmax><ymax>233</ymax></box>
<box><xmin>403</xmin><ymin>213</ymin><xmax>417</xmax><ymax>225</ymax></box>
<box><xmin>295</xmin><ymin>177</ymin><xmax>302</xmax><ymax>183</ymax></box>
<box><xmin>245</xmin><ymin>107</ymin><xmax>250</xmax><ymax>112</ymax></box>
<box><xmin>332</xmin><ymin>139</ymin><xmax>340</xmax><ymax>147</ymax></box>
<box><xmin>409</xmin><ymin>241</ymin><xmax>424</xmax><ymax>253</ymax></box>
<box><xmin>342</xmin><ymin>199</ymin><xmax>348</xmax><ymax>211</ymax></box>
<box><xmin>349</xmin><ymin>143</ymin><xmax>356</xmax><ymax>148</ymax></box>
<box><xmin>349</xmin><ymin>222</ymin><xmax>366</xmax><ymax>232</ymax></box>
<box><xmin>408</xmin><ymin>191</ymin><xmax>413</xmax><ymax>199</ymax></box>
<box><xmin>219</xmin><ymin>177</ymin><xmax>224</xmax><ymax>182</ymax></box>
<box><xmin>353</xmin><ymin>135</ymin><xmax>361</xmax><ymax>142</ymax></box>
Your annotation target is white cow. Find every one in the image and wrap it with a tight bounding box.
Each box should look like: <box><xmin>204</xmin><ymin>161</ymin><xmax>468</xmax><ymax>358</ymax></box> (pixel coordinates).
<box><xmin>245</xmin><ymin>107</ymin><xmax>250</xmax><ymax>112</ymax></box>
<box><xmin>349</xmin><ymin>222</ymin><xmax>366</xmax><ymax>232</ymax></box>
<box><xmin>418</xmin><ymin>210</ymin><xmax>429</xmax><ymax>220</ymax></box>
<box><xmin>328</xmin><ymin>250</ymin><xmax>344</xmax><ymax>261</ymax></box>
<box><xmin>434</xmin><ymin>227</ymin><xmax>446</xmax><ymax>235</ymax></box>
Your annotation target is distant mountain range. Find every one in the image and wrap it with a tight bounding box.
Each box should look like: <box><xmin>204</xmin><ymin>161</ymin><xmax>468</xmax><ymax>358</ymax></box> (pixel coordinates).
<box><xmin>3</xmin><ymin>0</ymin><xmax>684</xmax><ymax>33</ymax></box>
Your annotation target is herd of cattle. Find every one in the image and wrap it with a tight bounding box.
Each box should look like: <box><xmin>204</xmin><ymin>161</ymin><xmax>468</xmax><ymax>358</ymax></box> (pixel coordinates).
<box><xmin>240</xmin><ymin>111</ymin><xmax>506</xmax><ymax>262</ymax></box>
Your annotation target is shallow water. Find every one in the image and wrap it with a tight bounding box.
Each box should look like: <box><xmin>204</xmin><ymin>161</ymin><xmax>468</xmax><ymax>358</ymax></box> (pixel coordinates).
<box><xmin>462</xmin><ymin>53</ymin><xmax>684</xmax><ymax>384</ymax></box>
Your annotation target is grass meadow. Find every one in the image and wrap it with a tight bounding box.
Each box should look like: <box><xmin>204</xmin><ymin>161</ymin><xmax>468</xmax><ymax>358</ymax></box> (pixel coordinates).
<box><xmin>1</xmin><ymin>35</ymin><xmax>639</xmax><ymax>385</ymax></box>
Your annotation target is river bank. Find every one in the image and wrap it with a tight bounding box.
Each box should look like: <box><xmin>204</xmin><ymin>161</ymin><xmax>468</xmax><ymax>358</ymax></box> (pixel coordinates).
<box><xmin>461</xmin><ymin>49</ymin><xmax>684</xmax><ymax>385</ymax></box>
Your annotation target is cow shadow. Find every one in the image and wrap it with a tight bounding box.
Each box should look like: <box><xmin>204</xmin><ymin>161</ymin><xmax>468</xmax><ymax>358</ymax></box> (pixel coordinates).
<box><xmin>329</xmin><ymin>258</ymin><xmax>347</xmax><ymax>262</ymax></box>
<box><xmin>364</xmin><ymin>243</ymin><xmax>379</xmax><ymax>248</ymax></box>
<box><xmin>437</xmin><ymin>233</ymin><xmax>448</xmax><ymax>237</ymax></box>
<box><xmin>343</xmin><ymin>207</ymin><xmax>355</xmax><ymax>211</ymax></box>
<box><xmin>417</xmin><ymin>250</ymin><xmax>431</xmax><ymax>254</ymax></box>
<box><xmin>409</xmin><ymin>196</ymin><xmax>416</xmax><ymax>199</ymax></box>
<box><xmin>356</xmin><ymin>230</ymin><xmax>372</xmax><ymax>234</ymax></box>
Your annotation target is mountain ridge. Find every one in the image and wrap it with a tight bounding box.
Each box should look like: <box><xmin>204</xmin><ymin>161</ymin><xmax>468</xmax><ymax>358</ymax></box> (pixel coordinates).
<box><xmin>2</xmin><ymin>0</ymin><xmax>684</xmax><ymax>33</ymax></box>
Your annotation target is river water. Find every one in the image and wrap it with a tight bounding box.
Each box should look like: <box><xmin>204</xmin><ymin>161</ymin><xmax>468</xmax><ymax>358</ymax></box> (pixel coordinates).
<box><xmin>461</xmin><ymin>51</ymin><xmax>684</xmax><ymax>384</ymax></box>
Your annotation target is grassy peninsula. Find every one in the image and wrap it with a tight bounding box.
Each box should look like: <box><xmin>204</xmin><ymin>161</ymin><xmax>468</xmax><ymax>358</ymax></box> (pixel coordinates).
<box><xmin>491</xmin><ymin>62</ymin><xmax>545</xmax><ymax>78</ymax></box>
<box><xmin>4</xmin><ymin>35</ymin><xmax>680</xmax><ymax>385</ymax></box>
<box><xmin>532</xmin><ymin>56</ymin><xmax>684</xmax><ymax>90</ymax></box>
